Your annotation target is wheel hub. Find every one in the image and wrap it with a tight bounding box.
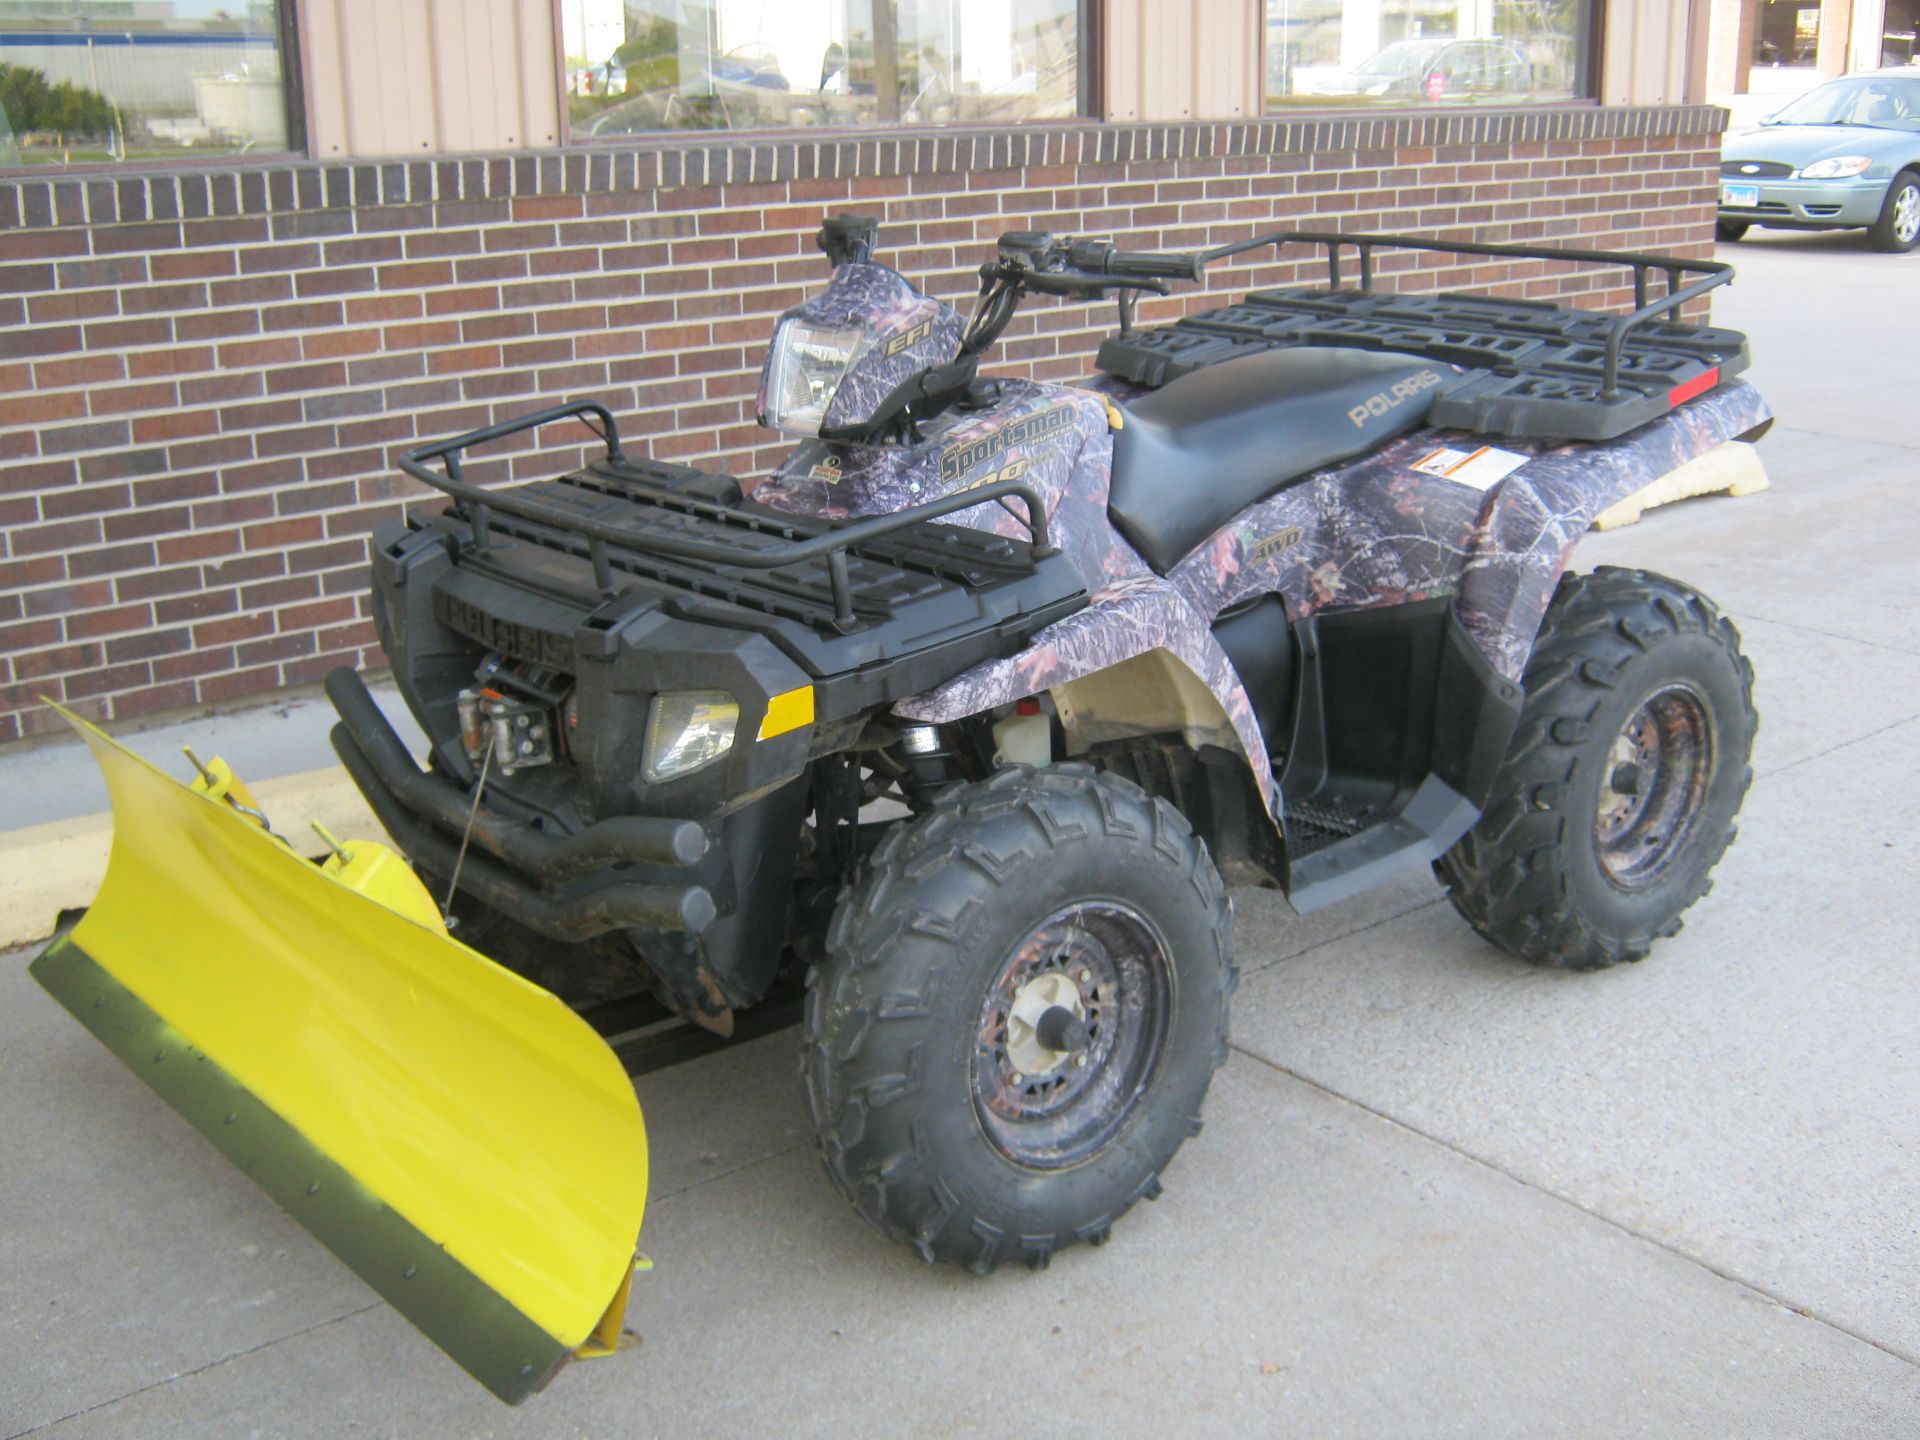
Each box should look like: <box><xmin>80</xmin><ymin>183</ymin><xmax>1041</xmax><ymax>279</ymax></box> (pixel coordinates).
<box><xmin>971</xmin><ymin>901</ymin><xmax>1173</xmax><ymax>1171</ymax></box>
<box><xmin>1595</xmin><ymin>684</ymin><xmax>1714</xmax><ymax>890</ymax></box>
<box><xmin>1005</xmin><ymin>971</ymin><xmax>1090</xmax><ymax>1081</ymax></box>
<box><xmin>1895</xmin><ymin>184</ymin><xmax>1920</xmax><ymax>245</ymax></box>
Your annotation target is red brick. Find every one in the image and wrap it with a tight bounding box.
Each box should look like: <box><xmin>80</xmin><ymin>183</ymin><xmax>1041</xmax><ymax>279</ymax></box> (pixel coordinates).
<box><xmin>90</xmin><ymin>383</ymin><xmax>180</xmax><ymax>417</ymax></box>
<box><xmin>0</xmin><ymin>391</ymin><xmax>88</xmax><ymax>426</ymax></box>
<box><xmin>64</xmin><ymin>603</ymin><xmax>151</xmax><ymax>639</ymax></box>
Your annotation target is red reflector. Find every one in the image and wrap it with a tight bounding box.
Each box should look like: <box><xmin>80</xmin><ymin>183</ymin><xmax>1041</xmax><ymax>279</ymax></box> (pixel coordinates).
<box><xmin>1667</xmin><ymin>367</ymin><xmax>1720</xmax><ymax>407</ymax></box>
<box><xmin>1016</xmin><ymin>697</ymin><xmax>1043</xmax><ymax>716</ymax></box>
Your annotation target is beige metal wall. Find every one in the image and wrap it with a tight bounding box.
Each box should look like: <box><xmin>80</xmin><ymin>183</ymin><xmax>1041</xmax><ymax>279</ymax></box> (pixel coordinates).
<box><xmin>1104</xmin><ymin>0</ymin><xmax>1262</xmax><ymax>122</ymax></box>
<box><xmin>300</xmin><ymin>0</ymin><xmax>563</xmax><ymax>159</ymax></box>
<box><xmin>295</xmin><ymin>1</ymin><xmax>1704</xmax><ymax>158</ymax></box>
<box><xmin>1600</xmin><ymin>0</ymin><xmax>1701</xmax><ymax>104</ymax></box>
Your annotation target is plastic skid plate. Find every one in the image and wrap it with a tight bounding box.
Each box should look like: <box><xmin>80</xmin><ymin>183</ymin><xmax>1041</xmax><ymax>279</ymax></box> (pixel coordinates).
<box><xmin>1095</xmin><ymin>288</ymin><xmax>1752</xmax><ymax>442</ymax></box>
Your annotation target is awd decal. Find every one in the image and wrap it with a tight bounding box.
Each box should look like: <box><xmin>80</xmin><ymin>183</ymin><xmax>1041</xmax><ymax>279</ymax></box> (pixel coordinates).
<box><xmin>1247</xmin><ymin>525</ymin><xmax>1304</xmax><ymax>564</ymax></box>
<box><xmin>882</xmin><ymin>317</ymin><xmax>935</xmax><ymax>358</ymax></box>
<box><xmin>1347</xmin><ymin>370</ymin><xmax>1446</xmax><ymax>428</ymax></box>
<box><xmin>939</xmin><ymin>402</ymin><xmax>1077</xmax><ymax>483</ymax></box>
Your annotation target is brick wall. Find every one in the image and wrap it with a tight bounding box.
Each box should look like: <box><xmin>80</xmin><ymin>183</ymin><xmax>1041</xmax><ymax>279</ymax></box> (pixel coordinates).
<box><xmin>0</xmin><ymin>105</ymin><xmax>1725</xmax><ymax>744</ymax></box>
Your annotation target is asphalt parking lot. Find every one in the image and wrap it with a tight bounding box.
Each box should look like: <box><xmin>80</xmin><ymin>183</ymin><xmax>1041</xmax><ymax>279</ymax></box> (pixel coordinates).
<box><xmin>3</xmin><ymin>229</ymin><xmax>1917</xmax><ymax>1439</ymax></box>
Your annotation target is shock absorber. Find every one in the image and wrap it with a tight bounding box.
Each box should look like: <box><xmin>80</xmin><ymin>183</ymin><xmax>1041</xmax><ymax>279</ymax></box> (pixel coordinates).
<box><xmin>897</xmin><ymin>723</ymin><xmax>959</xmax><ymax>807</ymax></box>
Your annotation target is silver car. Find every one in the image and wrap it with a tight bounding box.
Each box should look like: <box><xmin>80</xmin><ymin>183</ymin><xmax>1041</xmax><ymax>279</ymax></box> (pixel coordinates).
<box><xmin>1718</xmin><ymin>68</ymin><xmax>1920</xmax><ymax>252</ymax></box>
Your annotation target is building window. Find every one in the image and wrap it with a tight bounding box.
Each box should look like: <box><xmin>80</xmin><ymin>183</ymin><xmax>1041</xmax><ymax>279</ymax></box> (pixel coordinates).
<box><xmin>566</xmin><ymin>1</ymin><xmax>1084</xmax><ymax>138</ymax></box>
<box><xmin>1750</xmin><ymin>0</ymin><xmax>1820</xmax><ymax>68</ymax></box>
<box><xmin>1266</xmin><ymin>1</ymin><xmax>1591</xmax><ymax>109</ymax></box>
<box><xmin>0</xmin><ymin>1</ymin><xmax>293</xmax><ymax>168</ymax></box>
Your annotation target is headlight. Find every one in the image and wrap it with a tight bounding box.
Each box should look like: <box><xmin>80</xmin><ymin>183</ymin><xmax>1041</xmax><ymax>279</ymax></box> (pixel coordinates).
<box><xmin>1797</xmin><ymin>155</ymin><xmax>1874</xmax><ymax>179</ymax></box>
<box><xmin>643</xmin><ymin>691</ymin><xmax>739</xmax><ymax>782</ymax></box>
<box><xmin>761</xmin><ymin>320</ymin><xmax>869</xmax><ymax>436</ymax></box>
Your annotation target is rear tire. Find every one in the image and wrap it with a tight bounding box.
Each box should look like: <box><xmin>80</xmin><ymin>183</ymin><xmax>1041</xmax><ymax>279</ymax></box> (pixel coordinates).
<box><xmin>1868</xmin><ymin>172</ymin><xmax>1920</xmax><ymax>253</ymax></box>
<box><xmin>1436</xmin><ymin>567</ymin><xmax>1756</xmax><ymax>970</ymax></box>
<box><xmin>803</xmin><ymin>765</ymin><xmax>1234</xmax><ymax>1273</ymax></box>
<box><xmin>1715</xmin><ymin>219</ymin><xmax>1749</xmax><ymax>242</ymax></box>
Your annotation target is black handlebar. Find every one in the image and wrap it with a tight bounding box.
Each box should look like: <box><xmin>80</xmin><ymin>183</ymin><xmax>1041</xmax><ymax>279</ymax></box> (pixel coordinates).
<box><xmin>990</xmin><ymin>231</ymin><xmax>1207</xmax><ymax>292</ymax></box>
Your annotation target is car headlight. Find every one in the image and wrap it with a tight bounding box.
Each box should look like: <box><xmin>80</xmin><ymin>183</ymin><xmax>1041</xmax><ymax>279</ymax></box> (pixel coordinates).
<box><xmin>1797</xmin><ymin>155</ymin><xmax>1874</xmax><ymax>179</ymax></box>
<box><xmin>761</xmin><ymin>320</ymin><xmax>869</xmax><ymax>436</ymax></box>
<box><xmin>643</xmin><ymin>691</ymin><xmax>739</xmax><ymax>782</ymax></box>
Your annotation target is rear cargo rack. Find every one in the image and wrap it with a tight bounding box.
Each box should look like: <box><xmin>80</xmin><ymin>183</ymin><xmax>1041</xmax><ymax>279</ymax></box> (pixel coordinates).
<box><xmin>400</xmin><ymin>401</ymin><xmax>1058</xmax><ymax>630</ymax></box>
<box><xmin>1098</xmin><ymin>230</ymin><xmax>1749</xmax><ymax>441</ymax></box>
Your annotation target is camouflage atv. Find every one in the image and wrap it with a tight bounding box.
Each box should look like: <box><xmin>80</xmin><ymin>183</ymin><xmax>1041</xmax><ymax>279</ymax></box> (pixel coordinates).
<box><xmin>34</xmin><ymin>217</ymin><xmax>1766</xmax><ymax>1400</ymax></box>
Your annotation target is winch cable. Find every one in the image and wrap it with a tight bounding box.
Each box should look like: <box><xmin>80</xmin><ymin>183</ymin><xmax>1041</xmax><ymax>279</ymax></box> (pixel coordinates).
<box><xmin>442</xmin><ymin>732</ymin><xmax>495</xmax><ymax>929</ymax></box>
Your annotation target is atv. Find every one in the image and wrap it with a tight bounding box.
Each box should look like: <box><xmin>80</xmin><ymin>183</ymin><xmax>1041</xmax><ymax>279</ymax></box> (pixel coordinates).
<box><xmin>32</xmin><ymin>217</ymin><xmax>1769</xmax><ymax>1402</ymax></box>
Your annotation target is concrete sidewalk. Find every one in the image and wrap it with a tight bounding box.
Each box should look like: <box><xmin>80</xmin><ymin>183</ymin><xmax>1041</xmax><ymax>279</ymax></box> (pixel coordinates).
<box><xmin>0</xmin><ymin>679</ymin><xmax>425</xmax><ymax>949</ymax></box>
<box><xmin>3</xmin><ymin>234</ymin><xmax>1918</xmax><ymax>1438</ymax></box>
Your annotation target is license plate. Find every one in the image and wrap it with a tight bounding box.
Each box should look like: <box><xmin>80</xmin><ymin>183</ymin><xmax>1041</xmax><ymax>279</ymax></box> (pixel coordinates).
<box><xmin>1722</xmin><ymin>183</ymin><xmax>1760</xmax><ymax>208</ymax></box>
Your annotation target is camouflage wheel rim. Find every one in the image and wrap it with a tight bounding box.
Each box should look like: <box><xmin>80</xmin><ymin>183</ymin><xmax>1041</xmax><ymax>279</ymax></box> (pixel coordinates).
<box><xmin>1594</xmin><ymin>684</ymin><xmax>1715</xmax><ymax>890</ymax></box>
<box><xmin>971</xmin><ymin>902</ymin><xmax>1172</xmax><ymax>1171</ymax></box>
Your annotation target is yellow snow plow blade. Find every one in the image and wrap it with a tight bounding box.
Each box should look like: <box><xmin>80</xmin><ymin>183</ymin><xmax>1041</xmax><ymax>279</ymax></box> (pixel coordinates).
<box><xmin>28</xmin><ymin>707</ymin><xmax>649</xmax><ymax>1403</ymax></box>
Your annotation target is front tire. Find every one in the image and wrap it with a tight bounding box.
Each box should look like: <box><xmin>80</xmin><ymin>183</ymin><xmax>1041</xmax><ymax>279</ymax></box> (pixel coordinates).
<box><xmin>1436</xmin><ymin>567</ymin><xmax>1757</xmax><ymax>970</ymax></box>
<box><xmin>1715</xmin><ymin>219</ymin><xmax>1750</xmax><ymax>242</ymax></box>
<box><xmin>803</xmin><ymin>765</ymin><xmax>1234</xmax><ymax>1273</ymax></box>
<box><xmin>1868</xmin><ymin>171</ymin><xmax>1920</xmax><ymax>253</ymax></box>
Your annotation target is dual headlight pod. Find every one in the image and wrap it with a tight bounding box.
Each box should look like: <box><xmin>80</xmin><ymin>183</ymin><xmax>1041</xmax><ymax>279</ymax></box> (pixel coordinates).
<box><xmin>642</xmin><ymin>691</ymin><xmax>739</xmax><ymax>783</ymax></box>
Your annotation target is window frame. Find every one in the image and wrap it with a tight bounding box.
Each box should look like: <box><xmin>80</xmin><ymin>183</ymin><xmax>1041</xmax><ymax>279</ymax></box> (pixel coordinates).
<box><xmin>558</xmin><ymin>0</ymin><xmax>1098</xmax><ymax>150</ymax></box>
<box><xmin>1258</xmin><ymin>0</ymin><xmax>1605</xmax><ymax>119</ymax></box>
<box><xmin>0</xmin><ymin>0</ymin><xmax>308</xmax><ymax>177</ymax></box>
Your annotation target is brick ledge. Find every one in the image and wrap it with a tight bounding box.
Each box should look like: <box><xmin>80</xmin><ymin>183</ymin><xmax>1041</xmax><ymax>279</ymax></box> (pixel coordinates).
<box><xmin>0</xmin><ymin>104</ymin><xmax>1729</xmax><ymax>232</ymax></box>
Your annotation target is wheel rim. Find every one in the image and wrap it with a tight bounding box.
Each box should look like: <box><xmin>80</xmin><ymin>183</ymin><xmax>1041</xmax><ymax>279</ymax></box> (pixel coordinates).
<box><xmin>1894</xmin><ymin>184</ymin><xmax>1920</xmax><ymax>245</ymax></box>
<box><xmin>1594</xmin><ymin>684</ymin><xmax>1715</xmax><ymax>890</ymax></box>
<box><xmin>971</xmin><ymin>901</ymin><xmax>1173</xmax><ymax>1171</ymax></box>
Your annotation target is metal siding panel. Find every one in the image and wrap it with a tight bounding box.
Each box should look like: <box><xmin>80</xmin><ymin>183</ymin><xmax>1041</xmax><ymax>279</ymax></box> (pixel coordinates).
<box><xmin>427</xmin><ymin>0</ymin><xmax>471</xmax><ymax>152</ymax></box>
<box><xmin>517</xmin><ymin>0</ymin><xmax>562</xmax><ymax>149</ymax></box>
<box><xmin>475</xmin><ymin>0</ymin><xmax>516</xmax><ymax>150</ymax></box>
<box><xmin>303</xmin><ymin>0</ymin><xmax>352</xmax><ymax>158</ymax></box>
<box><xmin>1106</xmin><ymin>0</ymin><xmax>1143</xmax><ymax>121</ymax></box>
<box><xmin>337</xmin><ymin>0</ymin><xmax>386</xmax><ymax>153</ymax></box>
<box><xmin>401</xmin><ymin>2</ymin><xmax>438</xmax><ymax>153</ymax></box>
<box><xmin>1142</xmin><ymin>0</ymin><xmax>1197</xmax><ymax>121</ymax></box>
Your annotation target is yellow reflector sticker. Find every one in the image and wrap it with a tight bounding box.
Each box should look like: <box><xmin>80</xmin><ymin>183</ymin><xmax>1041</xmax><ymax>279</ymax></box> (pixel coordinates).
<box><xmin>758</xmin><ymin>685</ymin><xmax>815</xmax><ymax>741</ymax></box>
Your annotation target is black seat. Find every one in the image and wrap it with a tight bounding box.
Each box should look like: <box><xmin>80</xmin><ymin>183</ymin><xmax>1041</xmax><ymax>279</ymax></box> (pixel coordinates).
<box><xmin>1107</xmin><ymin>347</ymin><xmax>1454</xmax><ymax>574</ymax></box>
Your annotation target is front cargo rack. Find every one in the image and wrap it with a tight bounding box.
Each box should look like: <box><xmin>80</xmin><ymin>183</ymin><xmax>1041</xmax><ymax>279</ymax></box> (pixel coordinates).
<box><xmin>1097</xmin><ymin>230</ymin><xmax>1751</xmax><ymax>442</ymax></box>
<box><xmin>398</xmin><ymin>400</ymin><xmax>1061</xmax><ymax>634</ymax></box>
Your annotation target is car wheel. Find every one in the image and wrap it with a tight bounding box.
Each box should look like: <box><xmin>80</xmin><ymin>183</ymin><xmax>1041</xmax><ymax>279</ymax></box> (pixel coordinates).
<box><xmin>1867</xmin><ymin>171</ymin><xmax>1920</xmax><ymax>253</ymax></box>
<box><xmin>1714</xmin><ymin>219</ymin><xmax>1749</xmax><ymax>242</ymax></box>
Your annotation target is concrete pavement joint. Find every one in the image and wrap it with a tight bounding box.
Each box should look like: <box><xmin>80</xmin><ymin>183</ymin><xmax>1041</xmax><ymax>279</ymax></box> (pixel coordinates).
<box><xmin>1225</xmin><ymin>1037</ymin><xmax>1920</xmax><ymax>1374</ymax></box>
<box><xmin>1740</xmin><ymin>611</ymin><xmax>1920</xmax><ymax>660</ymax></box>
<box><xmin>651</xmin><ymin>1138</ymin><xmax>811</xmax><ymax>1204</ymax></box>
<box><xmin>1</xmin><ymin>1301</ymin><xmax>386</xmax><ymax>1440</ymax></box>
<box><xmin>1757</xmin><ymin>708</ymin><xmax>1920</xmax><ymax>782</ymax></box>
<box><xmin>1236</xmin><ymin>893</ymin><xmax>1449</xmax><ymax>982</ymax></box>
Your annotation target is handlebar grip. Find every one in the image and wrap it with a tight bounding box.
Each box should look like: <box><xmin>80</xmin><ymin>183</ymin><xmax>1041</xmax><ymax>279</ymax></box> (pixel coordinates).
<box><xmin>1104</xmin><ymin>249</ymin><xmax>1205</xmax><ymax>283</ymax></box>
<box><xmin>1066</xmin><ymin>239</ymin><xmax>1204</xmax><ymax>283</ymax></box>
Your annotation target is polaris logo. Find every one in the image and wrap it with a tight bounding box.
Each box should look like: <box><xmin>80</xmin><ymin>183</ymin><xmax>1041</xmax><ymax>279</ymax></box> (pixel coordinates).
<box><xmin>1348</xmin><ymin>370</ymin><xmax>1447</xmax><ymax>428</ymax></box>
<box><xmin>435</xmin><ymin>591</ymin><xmax>576</xmax><ymax>671</ymax></box>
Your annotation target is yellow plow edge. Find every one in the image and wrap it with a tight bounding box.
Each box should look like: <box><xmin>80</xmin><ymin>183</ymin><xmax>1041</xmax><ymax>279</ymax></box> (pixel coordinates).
<box><xmin>28</xmin><ymin>707</ymin><xmax>649</xmax><ymax>1403</ymax></box>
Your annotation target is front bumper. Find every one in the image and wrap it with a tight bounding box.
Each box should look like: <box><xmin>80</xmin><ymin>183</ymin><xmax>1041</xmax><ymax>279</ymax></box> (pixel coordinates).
<box><xmin>1718</xmin><ymin>175</ymin><xmax>1888</xmax><ymax>228</ymax></box>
